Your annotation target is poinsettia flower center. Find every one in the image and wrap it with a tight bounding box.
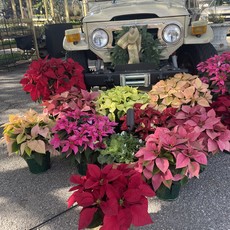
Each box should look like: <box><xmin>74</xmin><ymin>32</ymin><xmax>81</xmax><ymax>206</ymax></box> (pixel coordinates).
<box><xmin>100</xmin><ymin>179</ymin><xmax>104</xmax><ymax>185</ymax></box>
<box><xmin>119</xmin><ymin>198</ymin><xmax>124</xmax><ymax>206</ymax></box>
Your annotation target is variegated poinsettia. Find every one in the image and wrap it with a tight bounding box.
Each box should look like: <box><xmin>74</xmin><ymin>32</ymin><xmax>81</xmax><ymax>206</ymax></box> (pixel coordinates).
<box><xmin>148</xmin><ymin>73</ymin><xmax>212</xmax><ymax>112</ymax></box>
<box><xmin>96</xmin><ymin>86</ymin><xmax>149</xmax><ymax>121</ymax></box>
<box><xmin>1</xmin><ymin>109</ymin><xmax>56</xmax><ymax>157</ymax></box>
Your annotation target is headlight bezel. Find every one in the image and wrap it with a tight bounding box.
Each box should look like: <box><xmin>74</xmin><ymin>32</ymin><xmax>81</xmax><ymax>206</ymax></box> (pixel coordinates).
<box><xmin>91</xmin><ymin>29</ymin><xmax>109</xmax><ymax>48</ymax></box>
<box><xmin>162</xmin><ymin>24</ymin><xmax>182</xmax><ymax>44</ymax></box>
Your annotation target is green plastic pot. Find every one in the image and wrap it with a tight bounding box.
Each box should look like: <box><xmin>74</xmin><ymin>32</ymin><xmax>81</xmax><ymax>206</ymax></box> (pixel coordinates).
<box><xmin>24</xmin><ymin>152</ymin><xmax>51</xmax><ymax>174</ymax></box>
<box><xmin>156</xmin><ymin>182</ymin><xmax>181</xmax><ymax>201</ymax></box>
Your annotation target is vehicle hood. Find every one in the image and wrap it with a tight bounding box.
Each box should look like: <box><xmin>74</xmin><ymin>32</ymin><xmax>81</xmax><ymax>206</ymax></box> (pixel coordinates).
<box><xmin>83</xmin><ymin>0</ymin><xmax>188</xmax><ymax>22</ymax></box>
<box><xmin>201</xmin><ymin>6</ymin><xmax>230</xmax><ymax>16</ymax></box>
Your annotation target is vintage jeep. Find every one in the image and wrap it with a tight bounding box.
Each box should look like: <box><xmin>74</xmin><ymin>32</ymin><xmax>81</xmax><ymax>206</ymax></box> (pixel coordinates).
<box><xmin>63</xmin><ymin>0</ymin><xmax>217</xmax><ymax>89</ymax></box>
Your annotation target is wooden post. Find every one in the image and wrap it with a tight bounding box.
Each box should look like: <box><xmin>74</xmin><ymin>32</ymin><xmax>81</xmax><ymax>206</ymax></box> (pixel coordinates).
<box><xmin>18</xmin><ymin>0</ymin><xmax>24</xmax><ymax>18</ymax></box>
<box><xmin>28</xmin><ymin>0</ymin><xmax>33</xmax><ymax>18</ymax></box>
<box><xmin>64</xmin><ymin>0</ymin><xmax>69</xmax><ymax>22</ymax></box>
<box><xmin>50</xmin><ymin>0</ymin><xmax>55</xmax><ymax>18</ymax></box>
<box><xmin>43</xmin><ymin>0</ymin><xmax>48</xmax><ymax>20</ymax></box>
<box><xmin>25</xmin><ymin>0</ymin><xmax>32</xmax><ymax>18</ymax></box>
<box><xmin>11</xmin><ymin>0</ymin><xmax>17</xmax><ymax>18</ymax></box>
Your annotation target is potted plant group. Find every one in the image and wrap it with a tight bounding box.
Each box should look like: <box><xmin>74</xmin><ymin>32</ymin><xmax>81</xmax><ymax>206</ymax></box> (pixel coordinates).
<box><xmin>68</xmin><ymin>163</ymin><xmax>155</xmax><ymax>230</ymax></box>
<box><xmin>1</xmin><ymin>110</ymin><xmax>56</xmax><ymax>174</ymax></box>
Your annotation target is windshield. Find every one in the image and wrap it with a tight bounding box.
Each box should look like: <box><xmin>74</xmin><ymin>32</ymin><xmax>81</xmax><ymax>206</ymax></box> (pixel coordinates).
<box><xmin>210</xmin><ymin>0</ymin><xmax>230</xmax><ymax>6</ymax></box>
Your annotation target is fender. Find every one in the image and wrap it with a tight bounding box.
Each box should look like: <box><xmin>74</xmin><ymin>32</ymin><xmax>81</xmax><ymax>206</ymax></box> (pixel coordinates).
<box><xmin>184</xmin><ymin>25</ymin><xmax>214</xmax><ymax>44</ymax></box>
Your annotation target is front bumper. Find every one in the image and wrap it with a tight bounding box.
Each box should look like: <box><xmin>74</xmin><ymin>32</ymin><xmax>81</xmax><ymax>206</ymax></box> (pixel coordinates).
<box><xmin>84</xmin><ymin>63</ymin><xmax>187</xmax><ymax>89</ymax></box>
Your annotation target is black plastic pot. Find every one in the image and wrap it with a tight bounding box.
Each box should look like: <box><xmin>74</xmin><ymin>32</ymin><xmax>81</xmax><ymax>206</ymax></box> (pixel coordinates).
<box><xmin>24</xmin><ymin>152</ymin><xmax>51</xmax><ymax>174</ymax></box>
<box><xmin>156</xmin><ymin>182</ymin><xmax>181</xmax><ymax>201</ymax></box>
<box><xmin>15</xmin><ymin>35</ymin><xmax>33</xmax><ymax>50</ymax></box>
<box><xmin>45</xmin><ymin>23</ymin><xmax>73</xmax><ymax>58</ymax></box>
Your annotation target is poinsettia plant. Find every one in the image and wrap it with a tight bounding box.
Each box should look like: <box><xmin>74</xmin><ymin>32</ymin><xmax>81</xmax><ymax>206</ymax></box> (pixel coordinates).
<box><xmin>135</xmin><ymin>126</ymin><xmax>208</xmax><ymax>192</ymax></box>
<box><xmin>148</xmin><ymin>73</ymin><xmax>212</xmax><ymax>111</ymax></box>
<box><xmin>68</xmin><ymin>163</ymin><xmax>155</xmax><ymax>230</ymax></box>
<box><xmin>97</xmin><ymin>131</ymin><xmax>143</xmax><ymax>165</ymax></box>
<box><xmin>96</xmin><ymin>86</ymin><xmax>149</xmax><ymax>121</ymax></box>
<box><xmin>1</xmin><ymin>109</ymin><xmax>56</xmax><ymax>157</ymax></box>
<box><xmin>20</xmin><ymin>57</ymin><xmax>86</xmax><ymax>102</ymax></box>
<box><xmin>209</xmin><ymin>94</ymin><xmax>230</xmax><ymax>129</ymax></box>
<box><xmin>120</xmin><ymin>103</ymin><xmax>177</xmax><ymax>140</ymax></box>
<box><xmin>41</xmin><ymin>87</ymin><xmax>99</xmax><ymax>117</ymax></box>
<box><xmin>197</xmin><ymin>52</ymin><xmax>230</xmax><ymax>96</ymax></box>
<box><xmin>50</xmin><ymin>109</ymin><xmax>117</xmax><ymax>157</ymax></box>
<box><xmin>168</xmin><ymin>105</ymin><xmax>230</xmax><ymax>154</ymax></box>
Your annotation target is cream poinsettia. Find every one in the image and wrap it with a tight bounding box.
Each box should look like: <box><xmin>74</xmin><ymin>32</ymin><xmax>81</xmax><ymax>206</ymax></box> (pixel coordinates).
<box><xmin>1</xmin><ymin>109</ymin><xmax>56</xmax><ymax>157</ymax></box>
<box><xmin>148</xmin><ymin>73</ymin><xmax>212</xmax><ymax>111</ymax></box>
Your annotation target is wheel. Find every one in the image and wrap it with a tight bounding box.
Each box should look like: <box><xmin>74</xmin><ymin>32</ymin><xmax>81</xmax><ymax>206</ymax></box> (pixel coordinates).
<box><xmin>66</xmin><ymin>51</ymin><xmax>88</xmax><ymax>71</ymax></box>
<box><xmin>177</xmin><ymin>43</ymin><xmax>217</xmax><ymax>74</ymax></box>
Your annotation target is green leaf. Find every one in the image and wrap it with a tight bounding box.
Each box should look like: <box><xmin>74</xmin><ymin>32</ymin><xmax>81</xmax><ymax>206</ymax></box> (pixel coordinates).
<box><xmin>16</xmin><ymin>133</ymin><xmax>26</xmax><ymax>144</ymax></box>
<box><xmin>12</xmin><ymin>141</ymin><xmax>20</xmax><ymax>153</ymax></box>
<box><xmin>25</xmin><ymin>146</ymin><xmax>32</xmax><ymax>156</ymax></box>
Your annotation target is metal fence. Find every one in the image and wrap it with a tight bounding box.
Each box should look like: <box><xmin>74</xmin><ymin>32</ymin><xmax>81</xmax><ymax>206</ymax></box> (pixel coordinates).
<box><xmin>0</xmin><ymin>17</ymin><xmax>39</xmax><ymax>70</ymax></box>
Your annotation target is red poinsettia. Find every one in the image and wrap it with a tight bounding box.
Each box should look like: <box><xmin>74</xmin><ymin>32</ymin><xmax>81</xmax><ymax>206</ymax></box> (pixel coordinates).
<box><xmin>210</xmin><ymin>94</ymin><xmax>230</xmax><ymax>130</ymax></box>
<box><xmin>68</xmin><ymin>164</ymin><xmax>155</xmax><ymax>230</ymax></box>
<box><xmin>20</xmin><ymin>57</ymin><xmax>86</xmax><ymax>102</ymax></box>
<box><xmin>120</xmin><ymin>103</ymin><xmax>177</xmax><ymax>140</ymax></box>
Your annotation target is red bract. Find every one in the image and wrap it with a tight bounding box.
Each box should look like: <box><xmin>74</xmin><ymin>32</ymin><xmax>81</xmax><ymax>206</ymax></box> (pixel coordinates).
<box><xmin>120</xmin><ymin>103</ymin><xmax>177</xmax><ymax>140</ymax></box>
<box><xmin>68</xmin><ymin>164</ymin><xmax>155</xmax><ymax>230</ymax></box>
<box><xmin>169</xmin><ymin>105</ymin><xmax>230</xmax><ymax>154</ymax></box>
<box><xmin>41</xmin><ymin>87</ymin><xmax>99</xmax><ymax>117</ymax></box>
<box><xmin>210</xmin><ymin>94</ymin><xmax>230</xmax><ymax>129</ymax></box>
<box><xmin>135</xmin><ymin>126</ymin><xmax>208</xmax><ymax>191</ymax></box>
<box><xmin>20</xmin><ymin>57</ymin><xmax>86</xmax><ymax>102</ymax></box>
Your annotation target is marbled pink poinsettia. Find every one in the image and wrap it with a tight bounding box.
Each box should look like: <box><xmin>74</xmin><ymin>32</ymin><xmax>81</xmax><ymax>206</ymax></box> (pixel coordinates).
<box><xmin>135</xmin><ymin>126</ymin><xmax>208</xmax><ymax>191</ymax></box>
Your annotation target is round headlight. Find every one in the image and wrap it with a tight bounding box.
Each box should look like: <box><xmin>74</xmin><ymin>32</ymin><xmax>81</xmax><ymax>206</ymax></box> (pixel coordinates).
<box><xmin>92</xmin><ymin>29</ymin><xmax>108</xmax><ymax>48</ymax></box>
<box><xmin>162</xmin><ymin>24</ymin><xmax>181</xmax><ymax>43</ymax></box>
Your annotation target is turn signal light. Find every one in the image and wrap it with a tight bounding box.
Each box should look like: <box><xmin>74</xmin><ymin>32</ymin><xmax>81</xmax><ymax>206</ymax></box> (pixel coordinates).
<box><xmin>65</xmin><ymin>29</ymin><xmax>81</xmax><ymax>43</ymax></box>
<box><xmin>191</xmin><ymin>21</ymin><xmax>207</xmax><ymax>36</ymax></box>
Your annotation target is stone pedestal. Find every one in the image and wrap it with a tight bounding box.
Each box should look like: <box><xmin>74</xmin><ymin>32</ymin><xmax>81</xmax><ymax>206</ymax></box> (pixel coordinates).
<box><xmin>210</xmin><ymin>23</ymin><xmax>230</xmax><ymax>52</ymax></box>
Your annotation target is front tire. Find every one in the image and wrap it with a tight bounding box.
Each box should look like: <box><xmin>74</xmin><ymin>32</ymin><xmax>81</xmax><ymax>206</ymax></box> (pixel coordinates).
<box><xmin>177</xmin><ymin>43</ymin><xmax>217</xmax><ymax>74</ymax></box>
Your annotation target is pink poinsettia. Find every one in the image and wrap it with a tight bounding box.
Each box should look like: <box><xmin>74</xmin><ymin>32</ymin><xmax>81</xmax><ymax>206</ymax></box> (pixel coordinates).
<box><xmin>20</xmin><ymin>57</ymin><xmax>86</xmax><ymax>102</ymax></box>
<box><xmin>68</xmin><ymin>164</ymin><xmax>155</xmax><ymax>230</ymax></box>
<box><xmin>197</xmin><ymin>52</ymin><xmax>230</xmax><ymax>95</ymax></box>
<box><xmin>135</xmin><ymin>126</ymin><xmax>208</xmax><ymax>191</ymax></box>
<box><xmin>168</xmin><ymin>105</ymin><xmax>230</xmax><ymax>154</ymax></box>
<box><xmin>50</xmin><ymin>109</ymin><xmax>117</xmax><ymax>157</ymax></box>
